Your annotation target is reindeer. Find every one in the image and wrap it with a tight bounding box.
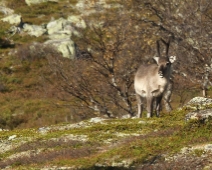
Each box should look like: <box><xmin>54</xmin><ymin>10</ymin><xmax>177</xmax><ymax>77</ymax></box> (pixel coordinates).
<box><xmin>134</xmin><ymin>38</ymin><xmax>176</xmax><ymax>118</ymax></box>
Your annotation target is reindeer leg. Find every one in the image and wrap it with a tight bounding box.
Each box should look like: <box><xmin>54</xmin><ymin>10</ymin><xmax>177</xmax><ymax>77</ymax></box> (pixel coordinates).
<box><xmin>163</xmin><ymin>81</ymin><xmax>173</xmax><ymax>112</ymax></box>
<box><xmin>156</xmin><ymin>96</ymin><xmax>163</xmax><ymax>117</ymax></box>
<box><xmin>146</xmin><ymin>97</ymin><xmax>153</xmax><ymax>118</ymax></box>
<box><xmin>136</xmin><ymin>94</ymin><xmax>143</xmax><ymax>118</ymax></box>
<box><xmin>202</xmin><ymin>87</ymin><xmax>207</xmax><ymax>98</ymax></box>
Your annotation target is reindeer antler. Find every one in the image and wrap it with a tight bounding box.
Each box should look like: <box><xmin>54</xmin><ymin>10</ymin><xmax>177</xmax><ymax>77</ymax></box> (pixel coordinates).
<box><xmin>160</xmin><ymin>37</ymin><xmax>171</xmax><ymax>57</ymax></box>
<box><xmin>156</xmin><ymin>40</ymin><xmax>161</xmax><ymax>57</ymax></box>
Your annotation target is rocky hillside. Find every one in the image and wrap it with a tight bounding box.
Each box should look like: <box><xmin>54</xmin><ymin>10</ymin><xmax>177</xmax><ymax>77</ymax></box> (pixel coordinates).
<box><xmin>0</xmin><ymin>0</ymin><xmax>212</xmax><ymax>169</ymax></box>
<box><xmin>0</xmin><ymin>97</ymin><xmax>212</xmax><ymax>169</ymax></box>
<box><xmin>0</xmin><ymin>0</ymin><xmax>205</xmax><ymax>129</ymax></box>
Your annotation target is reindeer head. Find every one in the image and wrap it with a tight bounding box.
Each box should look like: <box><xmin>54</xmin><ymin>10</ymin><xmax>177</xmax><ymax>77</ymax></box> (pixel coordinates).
<box><xmin>154</xmin><ymin>38</ymin><xmax>176</xmax><ymax>78</ymax></box>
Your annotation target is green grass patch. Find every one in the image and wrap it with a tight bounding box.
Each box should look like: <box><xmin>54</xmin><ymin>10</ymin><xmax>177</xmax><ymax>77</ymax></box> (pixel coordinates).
<box><xmin>0</xmin><ymin>114</ymin><xmax>212</xmax><ymax>169</ymax></box>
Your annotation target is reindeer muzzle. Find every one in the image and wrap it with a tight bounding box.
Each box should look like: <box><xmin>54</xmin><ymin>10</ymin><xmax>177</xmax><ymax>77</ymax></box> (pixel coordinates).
<box><xmin>158</xmin><ymin>65</ymin><xmax>164</xmax><ymax>78</ymax></box>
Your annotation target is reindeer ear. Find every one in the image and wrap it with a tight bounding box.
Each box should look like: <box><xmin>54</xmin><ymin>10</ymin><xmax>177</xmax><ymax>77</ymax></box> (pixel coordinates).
<box><xmin>169</xmin><ymin>56</ymin><xmax>176</xmax><ymax>63</ymax></box>
<box><xmin>153</xmin><ymin>57</ymin><xmax>160</xmax><ymax>64</ymax></box>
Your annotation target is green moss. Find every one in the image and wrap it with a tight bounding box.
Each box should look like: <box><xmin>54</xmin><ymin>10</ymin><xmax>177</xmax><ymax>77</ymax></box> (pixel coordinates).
<box><xmin>191</xmin><ymin>149</ymin><xmax>204</xmax><ymax>157</ymax></box>
<box><xmin>1</xmin><ymin>115</ymin><xmax>212</xmax><ymax>169</ymax></box>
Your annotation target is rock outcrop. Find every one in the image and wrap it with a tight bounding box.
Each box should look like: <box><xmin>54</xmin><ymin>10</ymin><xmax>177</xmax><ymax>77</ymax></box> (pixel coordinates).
<box><xmin>25</xmin><ymin>0</ymin><xmax>59</xmax><ymax>6</ymax></box>
<box><xmin>184</xmin><ymin>97</ymin><xmax>212</xmax><ymax>110</ymax></box>
<box><xmin>0</xmin><ymin>6</ymin><xmax>14</xmax><ymax>15</ymax></box>
<box><xmin>0</xmin><ymin>0</ymin><xmax>123</xmax><ymax>59</ymax></box>
<box><xmin>184</xmin><ymin>97</ymin><xmax>212</xmax><ymax>121</ymax></box>
<box><xmin>23</xmin><ymin>24</ymin><xmax>46</xmax><ymax>37</ymax></box>
<box><xmin>1</xmin><ymin>14</ymin><xmax>21</xmax><ymax>24</ymax></box>
<box><xmin>1</xmin><ymin>11</ymin><xmax>87</xmax><ymax>59</ymax></box>
<box><xmin>185</xmin><ymin>108</ymin><xmax>212</xmax><ymax>121</ymax></box>
<box><xmin>44</xmin><ymin>38</ymin><xmax>76</xmax><ymax>59</ymax></box>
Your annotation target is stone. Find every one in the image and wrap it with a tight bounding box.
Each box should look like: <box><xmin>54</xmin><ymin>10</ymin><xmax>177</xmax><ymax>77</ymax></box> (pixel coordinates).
<box><xmin>138</xmin><ymin>120</ymin><xmax>147</xmax><ymax>124</ymax></box>
<box><xmin>183</xmin><ymin>97</ymin><xmax>212</xmax><ymax>121</ymax></box>
<box><xmin>204</xmin><ymin>144</ymin><xmax>212</xmax><ymax>152</ymax></box>
<box><xmin>46</xmin><ymin>17</ymin><xmax>84</xmax><ymax>40</ymax></box>
<box><xmin>0</xmin><ymin>6</ymin><xmax>14</xmax><ymax>15</ymax></box>
<box><xmin>8</xmin><ymin>135</ymin><xmax>17</xmax><ymax>141</ymax></box>
<box><xmin>89</xmin><ymin>117</ymin><xmax>106</xmax><ymax>123</ymax></box>
<box><xmin>63</xmin><ymin>134</ymin><xmax>88</xmax><ymax>142</ymax></box>
<box><xmin>38</xmin><ymin>127</ymin><xmax>50</xmax><ymax>134</ymax></box>
<box><xmin>186</xmin><ymin>97</ymin><xmax>212</xmax><ymax>106</ymax></box>
<box><xmin>67</xmin><ymin>15</ymin><xmax>86</xmax><ymax>29</ymax></box>
<box><xmin>46</xmin><ymin>18</ymin><xmax>69</xmax><ymax>35</ymax></box>
<box><xmin>185</xmin><ymin>109</ymin><xmax>212</xmax><ymax>121</ymax></box>
<box><xmin>23</xmin><ymin>24</ymin><xmax>46</xmax><ymax>37</ymax></box>
<box><xmin>74</xmin><ymin>0</ymin><xmax>123</xmax><ymax>16</ymax></box>
<box><xmin>46</xmin><ymin>16</ymin><xmax>84</xmax><ymax>39</ymax></box>
<box><xmin>122</xmin><ymin>114</ymin><xmax>131</xmax><ymax>119</ymax></box>
<box><xmin>25</xmin><ymin>0</ymin><xmax>59</xmax><ymax>6</ymax></box>
<box><xmin>184</xmin><ymin>97</ymin><xmax>212</xmax><ymax>111</ymax></box>
<box><xmin>48</xmin><ymin>31</ymin><xmax>72</xmax><ymax>40</ymax></box>
<box><xmin>1</xmin><ymin>14</ymin><xmax>21</xmax><ymax>24</ymax></box>
<box><xmin>44</xmin><ymin>38</ymin><xmax>76</xmax><ymax>59</ymax></box>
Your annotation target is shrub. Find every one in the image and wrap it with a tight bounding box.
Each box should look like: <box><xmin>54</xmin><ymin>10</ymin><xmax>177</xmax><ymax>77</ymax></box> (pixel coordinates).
<box><xmin>16</xmin><ymin>43</ymin><xmax>60</xmax><ymax>62</ymax></box>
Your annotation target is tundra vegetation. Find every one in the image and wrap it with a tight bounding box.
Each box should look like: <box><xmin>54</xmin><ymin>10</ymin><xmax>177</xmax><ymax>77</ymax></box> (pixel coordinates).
<box><xmin>0</xmin><ymin>0</ymin><xmax>212</xmax><ymax>169</ymax></box>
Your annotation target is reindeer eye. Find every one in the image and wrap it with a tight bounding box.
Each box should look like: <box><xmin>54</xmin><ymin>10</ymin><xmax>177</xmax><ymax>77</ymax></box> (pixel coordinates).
<box><xmin>166</xmin><ymin>62</ymin><xmax>170</xmax><ymax>66</ymax></box>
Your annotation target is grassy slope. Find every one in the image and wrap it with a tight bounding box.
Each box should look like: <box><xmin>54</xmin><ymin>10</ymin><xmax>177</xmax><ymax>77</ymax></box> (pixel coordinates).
<box><xmin>0</xmin><ymin>0</ymin><xmax>81</xmax><ymax>129</ymax></box>
<box><xmin>0</xmin><ymin>110</ymin><xmax>211</xmax><ymax>169</ymax></box>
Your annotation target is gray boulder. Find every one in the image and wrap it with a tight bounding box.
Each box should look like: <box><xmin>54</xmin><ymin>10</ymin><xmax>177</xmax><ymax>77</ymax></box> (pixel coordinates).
<box><xmin>48</xmin><ymin>32</ymin><xmax>71</xmax><ymax>40</ymax></box>
<box><xmin>184</xmin><ymin>97</ymin><xmax>212</xmax><ymax>121</ymax></box>
<box><xmin>89</xmin><ymin>117</ymin><xmax>106</xmax><ymax>123</ymax></box>
<box><xmin>75</xmin><ymin>0</ymin><xmax>123</xmax><ymax>16</ymax></box>
<box><xmin>46</xmin><ymin>16</ymin><xmax>85</xmax><ymax>39</ymax></box>
<box><xmin>184</xmin><ymin>97</ymin><xmax>212</xmax><ymax>111</ymax></box>
<box><xmin>23</xmin><ymin>24</ymin><xmax>46</xmax><ymax>37</ymax></box>
<box><xmin>1</xmin><ymin>14</ymin><xmax>21</xmax><ymax>24</ymax></box>
<box><xmin>185</xmin><ymin>109</ymin><xmax>212</xmax><ymax>121</ymax></box>
<box><xmin>44</xmin><ymin>38</ymin><xmax>76</xmax><ymax>59</ymax></box>
<box><xmin>47</xmin><ymin>18</ymin><xmax>69</xmax><ymax>35</ymax></box>
<box><xmin>0</xmin><ymin>6</ymin><xmax>14</xmax><ymax>15</ymax></box>
<box><xmin>46</xmin><ymin>18</ymin><xmax>74</xmax><ymax>40</ymax></box>
<box><xmin>67</xmin><ymin>15</ymin><xmax>86</xmax><ymax>29</ymax></box>
<box><xmin>44</xmin><ymin>17</ymin><xmax>85</xmax><ymax>58</ymax></box>
<box><xmin>25</xmin><ymin>0</ymin><xmax>59</xmax><ymax>6</ymax></box>
<box><xmin>1</xmin><ymin>13</ymin><xmax>84</xmax><ymax>60</ymax></box>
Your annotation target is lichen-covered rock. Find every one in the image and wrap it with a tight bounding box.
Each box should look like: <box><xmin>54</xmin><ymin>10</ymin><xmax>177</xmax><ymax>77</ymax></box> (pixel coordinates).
<box><xmin>0</xmin><ymin>6</ymin><xmax>14</xmax><ymax>15</ymax></box>
<box><xmin>48</xmin><ymin>32</ymin><xmax>72</xmax><ymax>40</ymax></box>
<box><xmin>89</xmin><ymin>117</ymin><xmax>106</xmax><ymax>123</ymax></box>
<box><xmin>46</xmin><ymin>16</ymin><xmax>85</xmax><ymax>40</ymax></box>
<box><xmin>185</xmin><ymin>108</ymin><xmax>212</xmax><ymax>121</ymax></box>
<box><xmin>38</xmin><ymin>127</ymin><xmax>51</xmax><ymax>134</ymax></box>
<box><xmin>75</xmin><ymin>0</ymin><xmax>123</xmax><ymax>16</ymax></box>
<box><xmin>186</xmin><ymin>97</ymin><xmax>212</xmax><ymax>106</ymax></box>
<box><xmin>46</xmin><ymin>18</ymin><xmax>69</xmax><ymax>35</ymax></box>
<box><xmin>184</xmin><ymin>97</ymin><xmax>212</xmax><ymax>111</ymax></box>
<box><xmin>44</xmin><ymin>38</ymin><xmax>76</xmax><ymax>59</ymax></box>
<box><xmin>1</xmin><ymin>14</ymin><xmax>21</xmax><ymax>24</ymax></box>
<box><xmin>95</xmin><ymin>156</ymin><xmax>133</xmax><ymax>169</ymax></box>
<box><xmin>67</xmin><ymin>15</ymin><xmax>86</xmax><ymax>29</ymax></box>
<box><xmin>23</xmin><ymin>24</ymin><xmax>46</xmax><ymax>37</ymax></box>
<box><xmin>184</xmin><ymin>97</ymin><xmax>212</xmax><ymax>121</ymax></box>
<box><xmin>25</xmin><ymin>0</ymin><xmax>59</xmax><ymax>6</ymax></box>
<box><xmin>8</xmin><ymin>135</ymin><xmax>17</xmax><ymax>141</ymax></box>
